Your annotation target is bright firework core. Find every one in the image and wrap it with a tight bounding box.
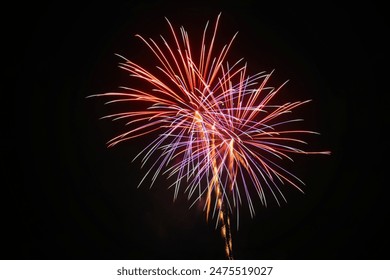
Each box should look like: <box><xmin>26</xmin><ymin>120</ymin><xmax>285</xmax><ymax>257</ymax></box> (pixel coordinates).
<box><xmin>90</xmin><ymin>13</ymin><xmax>330</xmax><ymax>259</ymax></box>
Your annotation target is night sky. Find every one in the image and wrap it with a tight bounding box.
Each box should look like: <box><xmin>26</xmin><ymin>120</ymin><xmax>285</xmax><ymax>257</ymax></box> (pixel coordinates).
<box><xmin>4</xmin><ymin>1</ymin><xmax>388</xmax><ymax>260</ymax></box>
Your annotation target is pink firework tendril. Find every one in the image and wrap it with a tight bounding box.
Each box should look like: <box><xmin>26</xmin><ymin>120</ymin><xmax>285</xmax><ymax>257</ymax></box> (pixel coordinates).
<box><xmin>89</xmin><ymin>13</ymin><xmax>330</xmax><ymax>259</ymax></box>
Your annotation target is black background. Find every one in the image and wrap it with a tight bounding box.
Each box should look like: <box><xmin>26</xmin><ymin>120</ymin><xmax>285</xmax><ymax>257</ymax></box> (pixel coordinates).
<box><xmin>3</xmin><ymin>1</ymin><xmax>388</xmax><ymax>260</ymax></box>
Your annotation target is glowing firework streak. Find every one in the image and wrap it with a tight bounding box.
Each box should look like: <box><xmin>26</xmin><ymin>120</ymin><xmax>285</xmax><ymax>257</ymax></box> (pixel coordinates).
<box><xmin>89</xmin><ymin>14</ymin><xmax>330</xmax><ymax>259</ymax></box>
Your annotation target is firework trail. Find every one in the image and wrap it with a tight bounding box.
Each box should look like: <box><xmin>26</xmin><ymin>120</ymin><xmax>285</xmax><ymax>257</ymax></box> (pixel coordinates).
<box><xmin>89</xmin><ymin>13</ymin><xmax>330</xmax><ymax>259</ymax></box>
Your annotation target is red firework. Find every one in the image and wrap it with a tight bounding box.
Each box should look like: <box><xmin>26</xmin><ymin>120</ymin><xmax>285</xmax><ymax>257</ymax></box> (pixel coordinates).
<box><xmin>90</xmin><ymin>13</ymin><xmax>330</xmax><ymax>259</ymax></box>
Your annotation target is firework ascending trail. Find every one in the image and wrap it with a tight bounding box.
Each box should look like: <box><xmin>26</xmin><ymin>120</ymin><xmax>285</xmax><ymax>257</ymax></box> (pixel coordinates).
<box><xmin>89</xmin><ymin>13</ymin><xmax>330</xmax><ymax>259</ymax></box>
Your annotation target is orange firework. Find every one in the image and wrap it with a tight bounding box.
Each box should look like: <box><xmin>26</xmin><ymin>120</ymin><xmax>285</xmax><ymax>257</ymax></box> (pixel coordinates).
<box><xmin>89</xmin><ymin>13</ymin><xmax>330</xmax><ymax>259</ymax></box>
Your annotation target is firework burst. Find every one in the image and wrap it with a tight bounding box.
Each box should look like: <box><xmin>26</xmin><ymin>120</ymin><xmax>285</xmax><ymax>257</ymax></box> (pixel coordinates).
<box><xmin>89</xmin><ymin>13</ymin><xmax>330</xmax><ymax>259</ymax></box>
